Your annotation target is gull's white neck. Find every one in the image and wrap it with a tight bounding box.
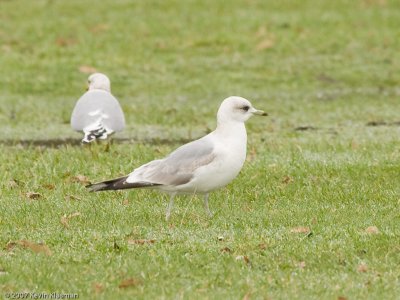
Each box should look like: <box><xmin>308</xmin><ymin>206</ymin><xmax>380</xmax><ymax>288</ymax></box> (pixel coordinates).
<box><xmin>215</xmin><ymin>120</ymin><xmax>247</xmax><ymax>143</ymax></box>
<box><xmin>89</xmin><ymin>87</ymin><xmax>111</xmax><ymax>93</ymax></box>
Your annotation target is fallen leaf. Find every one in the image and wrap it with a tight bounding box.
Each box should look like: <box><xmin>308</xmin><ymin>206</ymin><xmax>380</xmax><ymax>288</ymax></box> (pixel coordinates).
<box><xmin>5</xmin><ymin>242</ymin><xmax>17</xmax><ymax>251</ymax></box>
<box><xmin>8</xmin><ymin>179</ymin><xmax>19</xmax><ymax>188</ymax></box>
<box><xmin>127</xmin><ymin>239</ymin><xmax>156</xmax><ymax>245</ymax></box>
<box><xmin>357</xmin><ymin>263</ymin><xmax>368</xmax><ymax>273</ymax></box>
<box><xmin>17</xmin><ymin>240</ymin><xmax>52</xmax><ymax>256</ymax></box>
<box><xmin>290</xmin><ymin>226</ymin><xmax>311</xmax><ymax>234</ymax></box>
<box><xmin>64</xmin><ymin>195</ymin><xmax>82</xmax><ymax>201</ymax></box>
<box><xmin>282</xmin><ymin>175</ymin><xmax>293</xmax><ymax>184</ymax></box>
<box><xmin>60</xmin><ymin>212</ymin><xmax>81</xmax><ymax>228</ymax></box>
<box><xmin>256</xmin><ymin>38</ymin><xmax>274</xmax><ymax>51</ymax></box>
<box><xmin>338</xmin><ymin>297</ymin><xmax>348</xmax><ymax>300</ymax></box>
<box><xmin>79</xmin><ymin>65</ymin><xmax>97</xmax><ymax>74</ymax></box>
<box><xmin>235</xmin><ymin>255</ymin><xmax>250</xmax><ymax>264</ymax></box>
<box><xmin>42</xmin><ymin>183</ymin><xmax>55</xmax><ymax>190</ymax></box>
<box><xmin>298</xmin><ymin>261</ymin><xmax>306</xmax><ymax>269</ymax></box>
<box><xmin>220</xmin><ymin>247</ymin><xmax>231</xmax><ymax>253</ymax></box>
<box><xmin>55</xmin><ymin>37</ymin><xmax>77</xmax><ymax>47</ymax></box>
<box><xmin>26</xmin><ymin>192</ymin><xmax>41</xmax><ymax>200</ymax></box>
<box><xmin>122</xmin><ymin>199</ymin><xmax>129</xmax><ymax>205</ymax></box>
<box><xmin>92</xmin><ymin>282</ymin><xmax>103</xmax><ymax>294</ymax></box>
<box><xmin>243</xmin><ymin>256</ymin><xmax>250</xmax><ymax>264</ymax></box>
<box><xmin>71</xmin><ymin>175</ymin><xmax>90</xmax><ymax>184</ymax></box>
<box><xmin>118</xmin><ymin>278</ymin><xmax>141</xmax><ymax>289</ymax></box>
<box><xmin>258</xmin><ymin>243</ymin><xmax>267</xmax><ymax>250</ymax></box>
<box><xmin>365</xmin><ymin>226</ymin><xmax>379</xmax><ymax>234</ymax></box>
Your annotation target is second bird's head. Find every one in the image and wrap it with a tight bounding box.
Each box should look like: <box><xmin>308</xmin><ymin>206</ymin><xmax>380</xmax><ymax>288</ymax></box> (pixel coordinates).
<box><xmin>87</xmin><ymin>73</ymin><xmax>111</xmax><ymax>92</ymax></box>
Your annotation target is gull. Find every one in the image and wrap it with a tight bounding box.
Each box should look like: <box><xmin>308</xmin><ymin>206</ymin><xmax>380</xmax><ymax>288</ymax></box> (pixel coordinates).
<box><xmin>71</xmin><ymin>73</ymin><xmax>125</xmax><ymax>143</ymax></box>
<box><xmin>86</xmin><ymin>96</ymin><xmax>267</xmax><ymax>220</ymax></box>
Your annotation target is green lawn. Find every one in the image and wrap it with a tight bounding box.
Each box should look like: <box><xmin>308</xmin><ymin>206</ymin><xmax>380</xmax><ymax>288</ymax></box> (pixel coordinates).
<box><xmin>1</xmin><ymin>0</ymin><xmax>400</xmax><ymax>299</ymax></box>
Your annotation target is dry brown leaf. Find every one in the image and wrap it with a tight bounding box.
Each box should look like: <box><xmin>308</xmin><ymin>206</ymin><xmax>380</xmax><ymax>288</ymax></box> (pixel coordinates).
<box><xmin>118</xmin><ymin>278</ymin><xmax>141</xmax><ymax>288</ymax></box>
<box><xmin>243</xmin><ymin>256</ymin><xmax>250</xmax><ymax>264</ymax></box>
<box><xmin>357</xmin><ymin>263</ymin><xmax>368</xmax><ymax>273</ymax></box>
<box><xmin>26</xmin><ymin>192</ymin><xmax>41</xmax><ymax>200</ymax></box>
<box><xmin>282</xmin><ymin>175</ymin><xmax>293</xmax><ymax>184</ymax></box>
<box><xmin>60</xmin><ymin>216</ymin><xmax>69</xmax><ymax>228</ymax></box>
<box><xmin>235</xmin><ymin>255</ymin><xmax>250</xmax><ymax>264</ymax></box>
<box><xmin>365</xmin><ymin>226</ymin><xmax>379</xmax><ymax>234</ymax></box>
<box><xmin>127</xmin><ymin>239</ymin><xmax>156</xmax><ymax>245</ymax></box>
<box><xmin>298</xmin><ymin>261</ymin><xmax>306</xmax><ymax>269</ymax></box>
<box><xmin>71</xmin><ymin>175</ymin><xmax>91</xmax><ymax>184</ymax></box>
<box><xmin>8</xmin><ymin>179</ymin><xmax>19</xmax><ymax>188</ymax></box>
<box><xmin>290</xmin><ymin>226</ymin><xmax>311</xmax><ymax>234</ymax></box>
<box><xmin>64</xmin><ymin>195</ymin><xmax>82</xmax><ymax>201</ymax></box>
<box><xmin>338</xmin><ymin>297</ymin><xmax>348</xmax><ymax>300</ymax></box>
<box><xmin>92</xmin><ymin>282</ymin><xmax>104</xmax><ymax>294</ymax></box>
<box><xmin>258</xmin><ymin>243</ymin><xmax>267</xmax><ymax>250</ymax></box>
<box><xmin>256</xmin><ymin>38</ymin><xmax>274</xmax><ymax>51</ymax></box>
<box><xmin>79</xmin><ymin>65</ymin><xmax>97</xmax><ymax>74</ymax></box>
<box><xmin>55</xmin><ymin>37</ymin><xmax>77</xmax><ymax>47</ymax></box>
<box><xmin>220</xmin><ymin>247</ymin><xmax>232</xmax><ymax>253</ymax></box>
<box><xmin>61</xmin><ymin>212</ymin><xmax>81</xmax><ymax>228</ymax></box>
<box><xmin>122</xmin><ymin>199</ymin><xmax>129</xmax><ymax>206</ymax></box>
<box><xmin>5</xmin><ymin>242</ymin><xmax>17</xmax><ymax>251</ymax></box>
<box><xmin>42</xmin><ymin>183</ymin><xmax>55</xmax><ymax>190</ymax></box>
<box><xmin>18</xmin><ymin>240</ymin><xmax>52</xmax><ymax>256</ymax></box>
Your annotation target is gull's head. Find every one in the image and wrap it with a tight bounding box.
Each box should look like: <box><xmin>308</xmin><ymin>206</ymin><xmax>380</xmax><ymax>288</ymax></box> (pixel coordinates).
<box><xmin>87</xmin><ymin>73</ymin><xmax>111</xmax><ymax>92</ymax></box>
<box><xmin>217</xmin><ymin>96</ymin><xmax>267</xmax><ymax>124</ymax></box>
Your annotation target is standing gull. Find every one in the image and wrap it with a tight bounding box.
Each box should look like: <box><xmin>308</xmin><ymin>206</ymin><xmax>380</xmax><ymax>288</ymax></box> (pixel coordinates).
<box><xmin>71</xmin><ymin>73</ymin><xmax>125</xmax><ymax>143</ymax></box>
<box><xmin>87</xmin><ymin>96</ymin><xmax>267</xmax><ymax>219</ymax></box>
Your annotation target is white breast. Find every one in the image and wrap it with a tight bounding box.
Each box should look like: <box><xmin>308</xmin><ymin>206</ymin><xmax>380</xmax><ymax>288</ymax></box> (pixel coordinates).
<box><xmin>177</xmin><ymin>123</ymin><xmax>247</xmax><ymax>193</ymax></box>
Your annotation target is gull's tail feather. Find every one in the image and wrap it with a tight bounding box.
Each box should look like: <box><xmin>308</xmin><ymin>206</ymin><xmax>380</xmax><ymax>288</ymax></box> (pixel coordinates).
<box><xmin>82</xmin><ymin>120</ymin><xmax>114</xmax><ymax>144</ymax></box>
<box><xmin>86</xmin><ymin>176</ymin><xmax>162</xmax><ymax>192</ymax></box>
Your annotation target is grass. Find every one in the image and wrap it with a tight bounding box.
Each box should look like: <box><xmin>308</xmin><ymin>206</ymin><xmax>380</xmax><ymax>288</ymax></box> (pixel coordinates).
<box><xmin>1</xmin><ymin>0</ymin><xmax>400</xmax><ymax>299</ymax></box>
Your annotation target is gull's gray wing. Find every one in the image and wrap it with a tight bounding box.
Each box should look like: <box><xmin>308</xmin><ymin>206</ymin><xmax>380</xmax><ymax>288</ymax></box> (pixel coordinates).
<box><xmin>70</xmin><ymin>90</ymin><xmax>125</xmax><ymax>131</ymax></box>
<box><xmin>127</xmin><ymin>135</ymin><xmax>216</xmax><ymax>186</ymax></box>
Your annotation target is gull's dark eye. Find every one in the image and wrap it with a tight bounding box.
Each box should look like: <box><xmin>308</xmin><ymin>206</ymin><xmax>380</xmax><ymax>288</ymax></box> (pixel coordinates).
<box><xmin>241</xmin><ymin>105</ymin><xmax>250</xmax><ymax>112</ymax></box>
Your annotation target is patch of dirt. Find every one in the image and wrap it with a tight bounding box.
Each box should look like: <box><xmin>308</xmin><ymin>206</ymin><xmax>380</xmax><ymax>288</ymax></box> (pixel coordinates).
<box><xmin>366</xmin><ymin>121</ymin><xmax>400</xmax><ymax>127</ymax></box>
<box><xmin>294</xmin><ymin>126</ymin><xmax>318</xmax><ymax>131</ymax></box>
<box><xmin>0</xmin><ymin>137</ymin><xmax>193</xmax><ymax>148</ymax></box>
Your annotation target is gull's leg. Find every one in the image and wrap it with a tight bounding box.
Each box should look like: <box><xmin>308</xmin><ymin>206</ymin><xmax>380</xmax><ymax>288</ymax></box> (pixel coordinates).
<box><xmin>203</xmin><ymin>193</ymin><xmax>213</xmax><ymax>217</ymax></box>
<box><xmin>166</xmin><ymin>193</ymin><xmax>176</xmax><ymax>221</ymax></box>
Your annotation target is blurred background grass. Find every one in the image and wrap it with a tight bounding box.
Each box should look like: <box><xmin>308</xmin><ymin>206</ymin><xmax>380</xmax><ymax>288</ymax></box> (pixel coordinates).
<box><xmin>1</xmin><ymin>0</ymin><xmax>399</xmax><ymax>140</ymax></box>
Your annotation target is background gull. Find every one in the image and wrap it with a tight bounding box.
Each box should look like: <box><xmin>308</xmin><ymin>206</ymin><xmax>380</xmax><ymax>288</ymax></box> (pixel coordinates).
<box><xmin>71</xmin><ymin>73</ymin><xmax>125</xmax><ymax>143</ymax></box>
<box><xmin>86</xmin><ymin>96</ymin><xmax>267</xmax><ymax>220</ymax></box>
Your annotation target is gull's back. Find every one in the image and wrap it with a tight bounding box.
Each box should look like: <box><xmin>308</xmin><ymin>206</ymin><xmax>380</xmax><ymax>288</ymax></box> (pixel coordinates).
<box><xmin>71</xmin><ymin>90</ymin><xmax>125</xmax><ymax>131</ymax></box>
<box><xmin>126</xmin><ymin>134</ymin><xmax>216</xmax><ymax>188</ymax></box>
